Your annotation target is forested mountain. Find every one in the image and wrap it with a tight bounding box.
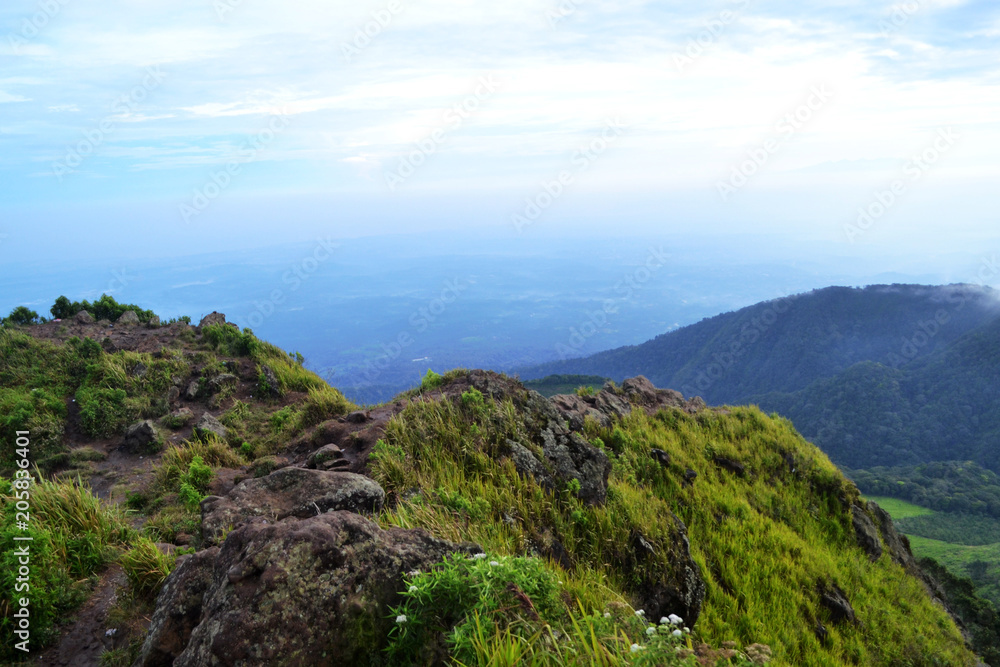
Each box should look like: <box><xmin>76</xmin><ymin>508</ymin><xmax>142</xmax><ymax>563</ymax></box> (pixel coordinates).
<box><xmin>520</xmin><ymin>284</ymin><xmax>1000</xmax><ymax>471</ymax></box>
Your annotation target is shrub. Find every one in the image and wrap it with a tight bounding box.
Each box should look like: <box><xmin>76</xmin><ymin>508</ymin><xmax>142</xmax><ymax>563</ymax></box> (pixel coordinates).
<box><xmin>76</xmin><ymin>386</ymin><xmax>133</xmax><ymax>438</ymax></box>
<box><xmin>298</xmin><ymin>386</ymin><xmax>355</xmax><ymax>428</ymax></box>
<box><xmin>4</xmin><ymin>305</ymin><xmax>41</xmax><ymax>326</ymax></box>
<box><xmin>420</xmin><ymin>369</ymin><xmax>444</xmax><ymax>392</ymax></box>
<box><xmin>121</xmin><ymin>537</ymin><xmax>175</xmax><ymax>598</ymax></box>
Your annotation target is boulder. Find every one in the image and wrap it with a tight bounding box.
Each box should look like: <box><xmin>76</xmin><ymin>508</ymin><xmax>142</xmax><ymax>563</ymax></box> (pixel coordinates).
<box><xmin>147</xmin><ymin>315</ymin><xmax>161</xmax><ymax>328</ymax></box>
<box><xmin>198</xmin><ymin>312</ymin><xmax>228</xmax><ymax>328</ymax></box>
<box><xmin>207</xmin><ymin>374</ymin><xmax>238</xmax><ymax>394</ymax></box>
<box><xmin>193</xmin><ymin>413</ymin><xmax>227</xmax><ymax>442</ymax></box>
<box><xmin>850</xmin><ymin>504</ymin><xmax>883</xmax><ymax>562</ymax></box>
<box><xmin>257</xmin><ymin>364</ymin><xmax>282</xmax><ymax>397</ymax></box>
<box><xmin>74</xmin><ymin>310</ymin><xmax>95</xmax><ymax>324</ymax></box>
<box><xmin>631</xmin><ymin>513</ymin><xmax>706</xmax><ymax>627</ymax></box>
<box><xmin>144</xmin><ymin>512</ymin><xmax>477</xmax><ymax>666</ymax></box>
<box><xmin>185</xmin><ymin>381</ymin><xmax>201</xmax><ymax>401</ymax></box>
<box><xmin>200</xmin><ymin>468</ymin><xmax>385</xmax><ymax>545</ymax></box>
<box><xmin>117</xmin><ymin>310</ymin><xmax>140</xmax><ymax>325</ymax></box>
<box><xmin>307</xmin><ymin>444</ymin><xmax>350</xmax><ymax>471</ymax></box>
<box><xmin>101</xmin><ymin>337</ymin><xmax>118</xmax><ymax>354</ymax></box>
<box><xmin>123</xmin><ymin>420</ymin><xmax>160</xmax><ymax>453</ymax></box>
<box><xmin>136</xmin><ymin>547</ymin><xmax>220</xmax><ymax>667</ymax></box>
<box><xmin>819</xmin><ymin>583</ymin><xmax>856</xmax><ymax>624</ymax></box>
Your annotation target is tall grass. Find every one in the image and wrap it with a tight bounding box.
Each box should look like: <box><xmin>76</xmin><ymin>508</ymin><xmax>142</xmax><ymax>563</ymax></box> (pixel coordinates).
<box><xmin>369</xmin><ymin>392</ymin><xmax>976</xmax><ymax>666</ymax></box>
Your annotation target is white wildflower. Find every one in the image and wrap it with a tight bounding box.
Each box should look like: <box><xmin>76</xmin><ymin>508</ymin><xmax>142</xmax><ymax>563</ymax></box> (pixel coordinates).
<box><xmin>396</xmin><ymin>615</ymin><xmax>408</xmax><ymax>624</ymax></box>
<box><xmin>105</xmin><ymin>628</ymin><xmax>117</xmax><ymax>637</ymax></box>
<box><xmin>604</xmin><ymin>612</ymin><xmax>611</xmax><ymax>619</ymax></box>
<box><xmin>660</xmin><ymin>616</ymin><xmax>669</xmax><ymax>625</ymax></box>
<box><xmin>489</xmin><ymin>561</ymin><xmax>500</xmax><ymax>566</ymax></box>
<box><xmin>635</xmin><ymin>609</ymin><xmax>645</xmax><ymax>617</ymax></box>
<box><xmin>408</xmin><ymin>585</ymin><xmax>418</xmax><ymax>593</ymax></box>
<box><xmin>471</xmin><ymin>553</ymin><xmax>487</xmax><ymax>560</ymax></box>
<box><xmin>668</xmin><ymin>613</ymin><xmax>683</xmax><ymax>625</ymax></box>
<box><xmin>630</xmin><ymin>644</ymin><xmax>643</xmax><ymax>653</ymax></box>
<box><xmin>672</xmin><ymin>629</ymin><xmax>682</xmax><ymax>637</ymax></box>
<box><xmin>646</xmin><ymin>626</ymin><xmax>656</xmax><ymax>636</ymax></box>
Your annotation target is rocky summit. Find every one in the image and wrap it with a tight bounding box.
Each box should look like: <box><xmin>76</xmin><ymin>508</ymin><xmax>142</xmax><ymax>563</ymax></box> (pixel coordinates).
<box><xmin>0</xmin><ymin>306</ymin><xmax>990</xmax><ymax>666</ymax></box>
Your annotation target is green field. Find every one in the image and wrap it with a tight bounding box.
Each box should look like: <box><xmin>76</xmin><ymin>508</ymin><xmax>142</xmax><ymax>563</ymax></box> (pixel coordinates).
<box><xmin>865</xmin><ymin>496</ymin><xmax>936</xmax><ymax>519</ymax></box>
<box><xmin>865</xmin><ymin>495</ymin><xmax>1000</xmax><ymax>609</ymax></box>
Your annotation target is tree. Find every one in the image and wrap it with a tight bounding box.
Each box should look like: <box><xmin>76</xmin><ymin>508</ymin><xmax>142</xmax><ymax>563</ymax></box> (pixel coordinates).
<box><xmin>4</xmin><ymin>306</ymin><xmax>41</xmax><ymax>326</ymax></box>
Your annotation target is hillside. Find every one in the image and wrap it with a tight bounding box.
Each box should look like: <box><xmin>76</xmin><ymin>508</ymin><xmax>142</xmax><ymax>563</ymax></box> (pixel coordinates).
<box><xmin>0</xmin><ymin>301</ymin><xmax>989</xmax><ymax>665</ymax></box>
<box><xmin>520</xmin><ymin>284</ymin><xmax>999</xmax><ymax>404</ymax></box>
<box><xmin>520</xmin><ymin>284</ymin><xmax>1000</xmax><ymax>472</ymax></box>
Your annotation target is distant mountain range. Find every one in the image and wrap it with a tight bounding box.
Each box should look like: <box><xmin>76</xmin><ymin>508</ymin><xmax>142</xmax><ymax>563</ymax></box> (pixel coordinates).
<box><xmin>520</xmin><ymin>284</ymin><xmax>1000</xmax><ymax>471</ymax></box>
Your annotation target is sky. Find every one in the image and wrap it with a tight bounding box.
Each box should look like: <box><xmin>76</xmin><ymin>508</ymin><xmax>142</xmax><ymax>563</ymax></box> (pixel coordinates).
<box><xmin>0</xmin><ymin>0</ymin><xmax>998</xmax><ymax>266</ymax></box>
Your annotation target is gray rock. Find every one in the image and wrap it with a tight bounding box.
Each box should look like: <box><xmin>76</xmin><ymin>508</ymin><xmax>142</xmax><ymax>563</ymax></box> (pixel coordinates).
<box><xmin>851</xmin><ymin>504</ymin><xmax>882</xmax><ymax>562</ymax></box>
<box><xmin>819</xmin><ymin>584</ymin><xmax>856</xmax><ymax>624</ymax></box>
<box><xmin>207</xmin><ymin>374</ymin><xmax>238</xmax><ymax>394</ymax></box>
<box><xmin>117</xmin><ymin>310</ymin><xmax>140</xmax><ymax>325</ymax></box>
<box><xmin>149</xmin><ymin>512</ymin><xmax>477</xmax><ymax>666</ymax></box>
<box><xmin>167</xmin><ymin>386</ymin><xmax>181</xmax><ymax>403</ymax></box>
<box><xmin>198</xmin><ymin>312</ymin><xmax>228</xmax><ymax>328</ymax></box>
<box><xmin>200</xmin><ymin>468</ymin><xmax>386</xmax><ymax>545</ymax></box>
<box><xmin>185</xmin><ymin>381</ymin><xmax>201</xmax><ymax>401</ymax></box>
<box><xmin>868</xmin><ymin>501</ymin><xmax>918</xmax><ymax>571</ymax></box>
<box><xmin>136</xmin><ymin>547</ymin><xmax>219</xmax><ymax>667</ymax></box>
<box><xmin>75</xmin><ymin>310</ymin><xmax>95</xmax><ymax>324</ymax></box>
<box><xmin>193</xmin><ymin>413</ymin><xmax>227</xmax><ymax>442</ymax></box>
<box><xmin>307</xmin><ymin>444</ymin><xmax>349</xmax><ymax>471</ymax></box>
<box><xmin>147</xmin><ymin>315</ymin><xmax>161</xmax><ymax>328</ymax></box>
<box><xmin>258</xmin><ymin>364</ymin><xmax>282</xmax><ymax>397</ymax></box>
<box><xmin>123</xmin><ymin>420</ymin><xmax>160</xmax><ymax>453</ymax></box>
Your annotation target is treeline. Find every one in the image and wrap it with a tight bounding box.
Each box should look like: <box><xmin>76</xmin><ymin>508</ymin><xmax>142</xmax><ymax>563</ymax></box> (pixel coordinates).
<box><xmin>848</xmin><ymin>461</ymin><xmax>1000</xmax><ymax>518</ymax></box>
<box><xmin>2</xmin><ymin>294</ymin><xmax>164</xmax><ymax>327</ymax></box>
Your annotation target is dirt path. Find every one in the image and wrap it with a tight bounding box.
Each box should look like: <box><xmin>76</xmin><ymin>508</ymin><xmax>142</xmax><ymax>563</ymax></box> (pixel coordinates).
<box><xmin>32</xmin><ymin>566</ymin><xmax>133</xmax><ymax>666</ymax></box>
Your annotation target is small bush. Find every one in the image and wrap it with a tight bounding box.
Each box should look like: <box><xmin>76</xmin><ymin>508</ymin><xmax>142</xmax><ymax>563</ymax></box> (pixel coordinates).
<box><xmin>121</xmin><ymin>537</ymin><xmax>175</xmax><ymax>598</ymax></box>
<box><xmin>420</xmin><ymin>369</ymin><xmax>444</xmax><ymax>392</ymax></box>
<box><xmin>298</xmin><ymin>386</ymin><xmax>355</xmax><ymax>428</ymax></box>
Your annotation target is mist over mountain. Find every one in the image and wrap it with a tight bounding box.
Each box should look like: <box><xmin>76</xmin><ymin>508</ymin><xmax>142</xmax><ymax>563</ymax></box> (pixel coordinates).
<box><xmin>520</xmin><ymin>284</ymin><xmax>1000</xmax><ymax>470</ymax></box>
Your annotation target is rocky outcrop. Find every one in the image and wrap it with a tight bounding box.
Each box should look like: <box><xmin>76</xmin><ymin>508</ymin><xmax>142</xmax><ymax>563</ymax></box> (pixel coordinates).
<box><xmin>206</xmin><ymin>373</ymin><xmax>238</xmax><ymax>394</ymax></box>
<box><xmin>122</xmin><ymin>420</ymin><xmax>159</xmax><ymax>454</ymax></box>
<box><xmin>117</xmin><ymin>310</ymin><xmax>140</xmax><ymax>325</ymax></box>
<box><xmin>630</xmin><ymin>513</ymin><xmax>706</xmax><ymax>627</ymax></box>
<box><xmin>74</xmin><ymin>310</ymin><xmax>94</xmax><ymax>324</ymax></box>
<box><xmin>200</xmin><ymin>467</ymin><xmax>385</xmax><ymax>545</ymax></box>
<box><xmin>138</xmin><ymin>512</ymin><xmax>478</xmax><ymax>666</ymax></box>
<box><xmin>257</xmin><ymin>364</ymin><xmax>281</xmax><ymax>397</ymax></box>
<box><xmin>307</xmin><ymin>444</ymin><xmax>351</xmax><ymax>471</ymax></box>
<box><xmin>137</xmin><ymin>547</ymin><xmax>219</xmax><ymax>667</ymax></box>
<box><xmin>198</xmin><ymin>312</ymin><xmax>229</xmax><ymax>329</ymax></box>
<box><xmin>549</xmin><ymin>375</ymin><xmax>705</xmax><ymax>431</ymax></box>
<box><xmin>193</xmin><ymin>413</ymin><xmax>227</xmax><ymax>442</ymax></box>
<box><xmin>851</xmin><ymin>504</ymin><xmax>883</xmax><ymax>562</ymax></box>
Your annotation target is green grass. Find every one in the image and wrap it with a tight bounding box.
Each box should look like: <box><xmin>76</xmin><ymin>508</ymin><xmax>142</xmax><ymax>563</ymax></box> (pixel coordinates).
<box><xmin>368</xmin><ymin>383</ymin><xmax>976</xmax><ymax>666</ymax></box>
<box><xmin>864</xmin><ymin>496</ymin><xmax>936</xmax><ymax>520</ymax></box>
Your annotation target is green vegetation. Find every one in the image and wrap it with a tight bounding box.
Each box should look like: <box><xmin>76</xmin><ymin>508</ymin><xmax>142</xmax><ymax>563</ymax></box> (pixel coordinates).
<box><xmin>50</xmin><ymin>294</ymin><xmax>156</xmax><ymax>323</ymax></box>
<box><xmin>862</xmin><ymin>496</ymin><xmax>934</xmax><ymax>520</ymax></box>
<box><xmin>369</xmin><ymin>386</ymin><xmax>975</xmax><ymax>665</ymax></box>
<box><xmin>851</xmin><ymin>461</ymin><xmax>1000</xmax><ymax>518</ymax></box>
<box><xmin>523</xmin><ymin>374</ymin><xmax>610</xmax><ymax>398</ymax></box>
<box><xmin>0</xmin><ymin>475</ymin><xmax>138</xmax><ymax>659</ymax></box>
<box><xmin>386</xmin><ymin>551</ymin><xmax>772</xmax><ymax>666</ymax></box>
<box><xmin>2</xmin><ymin>306</ymin><xmax>43</xmax><ymax>326</ymax></box>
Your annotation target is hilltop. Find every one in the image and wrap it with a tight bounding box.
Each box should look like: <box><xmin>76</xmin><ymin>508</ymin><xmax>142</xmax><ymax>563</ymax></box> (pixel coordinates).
<box><xmin>0</xmin><ymin>299</ymin><xmax>991</xmax><ymax>665</ymax></box>
<box><xmin>520</xmin><ymin>284</ymin><xmax>1000</xmax><ymax>471</ymax></box>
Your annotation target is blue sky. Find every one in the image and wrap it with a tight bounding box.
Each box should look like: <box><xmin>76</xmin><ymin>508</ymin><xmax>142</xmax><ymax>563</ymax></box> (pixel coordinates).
<box><xmin>1</xmin><ymin>0</ymin><xmax>998</xmax><ymax>265</ymax></box>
